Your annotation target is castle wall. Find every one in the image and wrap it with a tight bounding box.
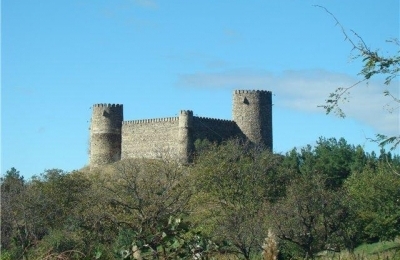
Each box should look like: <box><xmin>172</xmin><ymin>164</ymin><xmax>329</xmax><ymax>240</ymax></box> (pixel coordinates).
<box><xmin>192</xmin><ymin>117</ymin><xmax>243</xmax><ymax>143</ymax></box>
<box><xmin>121</xmin><ymin>117</ymin><xmax>180</xmax><ymax>160</ymax></box>
<box><xmin>89</xmin><ymin>89</ymin><xmax>273</xmax><ymax>168</ymax></box>
<box><xmin>120</xmin><ymin>115</ymin><xmax>243</xmax><ymax>163</ymax></box>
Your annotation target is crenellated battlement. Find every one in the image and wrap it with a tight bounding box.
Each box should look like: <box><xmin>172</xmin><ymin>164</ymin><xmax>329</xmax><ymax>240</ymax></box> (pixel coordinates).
<box><xmin>180</xmin><ymin>110</ymin><xmax>193</xmax><ymax>116</ymax></box>
<box><xmin>234</xmin><ymin>90</ymin><xmax>272</xmax><ymax>94</ymax></box>
<box><xmin>123</xmin><ymin>117</ymin><xmax>179</xmax><ymax>124</ymax></box>
<box><xmin>93</xmin><ymin>103</ymin><xmax>123</xmax><ymax>108</ymax></box>
<box><xmin>194</xmin><ymin>116</ymin><xmax>236</xmax><ymax>124</ymax></box>
<box><xmin>89</xmin><ymin>89</ymin><xmax>272</xmax><ymax>168</ymax></box>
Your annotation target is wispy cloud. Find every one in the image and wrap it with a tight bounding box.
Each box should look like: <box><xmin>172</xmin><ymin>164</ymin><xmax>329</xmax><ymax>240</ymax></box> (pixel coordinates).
<box><xmin>177</xmin><ymin>69</ymin><xmax>399</xmax><ymax>135</ymax></box>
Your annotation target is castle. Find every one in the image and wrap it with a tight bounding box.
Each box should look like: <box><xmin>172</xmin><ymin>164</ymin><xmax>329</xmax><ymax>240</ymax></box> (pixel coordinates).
<box><xmin>89</xmin><ymin>90</ymin><xmax>273</xmax><ymax>168</ymax></box>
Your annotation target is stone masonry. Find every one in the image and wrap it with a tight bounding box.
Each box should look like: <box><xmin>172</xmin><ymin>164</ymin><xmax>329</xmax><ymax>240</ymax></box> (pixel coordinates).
<box><xmin>89</xmin><ymin>90</ymin><xmax>272</xmax><ymax>168</ymax></box>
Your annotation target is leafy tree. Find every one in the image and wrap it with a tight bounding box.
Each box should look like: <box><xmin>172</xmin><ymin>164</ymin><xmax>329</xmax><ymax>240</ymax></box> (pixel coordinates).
<box><xmin>315</xmin><ymin>5</ymin><xmax>400</xmax><ymax>151</ymax></box>
<box><xmin>1</xmin><ymin>167</ymin><xmax>24</xmax><ymax>203</ymax></box>
<box><xmin>350</xmin><ymin>145</ymin><xmax>368</xmax><ymax>173</ymax></box>
<box><xmin>193</xmin><ymin>138</ymin><xmax>213</xmax><ymax>156</ymax></box>
<box><xmin>190</xmin><ymin>139</ymin><xmax>286</xmax><ymax>259</ymax></box>
<box><xmin>29</xmin><ymin>170</ymin><xmax>95</xmax><ymax>258</ymax></box>
<box><xmin>311</xmin><ymin>137</ymin><xmax>354</xmax><ymax>188</ymax></box>
<box><xmin>0</xmin><ymin>168</ymin><xmax>43</xmax><ymax>259</ymax></box>
<box><xmin>295</xmin><ymin>137</ymin><xmax>357</xmax><ymax>189</ymax></box>
<box><xmin>1</xmin><ymin>168</ymin><xmax>94</xmax><ymax>259</ymax></box>
<box><xmin>29</xmin><ymin>169</ymin><xmax>92</xmax><ymax>229</ymax></box>
<box><xmin>281</xmin><ymin>148</ymin><xmax>301</xmax><ymax>175</ymax></box>
<box><xmin>344</xmin><ymin>162</ymin><xmax>400</xmax><ymax>241</ymax></box>
<box><xmin>96</xmin><ymin>158</ymin><xmax>193</xmax><ymax>258</ymax></box>
<box><xmin>1</xmin><ymin>168</ymin><xmax>25</xmax><ymax>252</ymax></box>
<box><xmin>268</xmin><ymin>173</ymin><xmax>346</xmax><ymax>259</ymax></box>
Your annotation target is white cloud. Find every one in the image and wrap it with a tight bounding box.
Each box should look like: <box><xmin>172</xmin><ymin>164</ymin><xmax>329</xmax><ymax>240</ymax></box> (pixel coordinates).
<box><xmin>177</xmin><ymin>69</ymin><xmax>399</xmax><ymax>136</ymax></box>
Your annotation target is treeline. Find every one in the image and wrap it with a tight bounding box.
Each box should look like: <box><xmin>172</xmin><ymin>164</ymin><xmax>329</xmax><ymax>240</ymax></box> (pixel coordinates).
<box><xmin>1</xmin><ymin>137</ymin><xmax>400</xmax><ymax>259</ymax></box>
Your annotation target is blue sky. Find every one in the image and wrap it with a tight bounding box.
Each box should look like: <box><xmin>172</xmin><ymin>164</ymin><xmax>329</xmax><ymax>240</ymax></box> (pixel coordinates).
<box><xmin>2</xmin><ymin>0</ymin><xmax>399</xmax><ymax>178</ymax></box>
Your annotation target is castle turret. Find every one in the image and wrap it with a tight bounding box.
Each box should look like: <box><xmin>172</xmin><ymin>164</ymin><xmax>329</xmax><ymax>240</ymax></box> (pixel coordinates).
<box><xmin>232</xmin><ymin>90</ymin><xmax>273</xmax><ymax>150</ymax></box>
<box><xmin>90</xmin><ymin>104</ymin><xmax>123</xmax><ymax>168</ymax></box>
<box><xmin>178</xmin><ymin>110</ymin><xmax>193</xmax><ymax>163</ymax></box>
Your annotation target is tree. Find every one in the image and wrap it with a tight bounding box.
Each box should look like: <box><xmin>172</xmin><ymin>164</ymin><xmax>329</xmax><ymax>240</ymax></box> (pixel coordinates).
<box><xmin>289</xmin><ymin>137</ymin><xmax>359</xmax><ymax>189</ymax></box>
<box><xmin>29</xmin><ymin>169</ymin><xmax>92</xmax><ymax>229</ymax></box>
<box><xmin>268</xmin><ymin>173</ymin><xmax>346</xmax><ymax>259</ymax></box>
<box><xmin>1</xmin><ymin>168</ymin><xmax>25</xmax><ymax>251</ymax></box>
<box><xmin>315</xmin><ymin>5</ymin><xmax>400</xmax><ymax>151</ymax></box>
<box><xmin>344</xmin><ymin>162</ymin><xmax>400</xmax><ymax>241</ymax></box>
<box><xmin>1</xmin><ymin>168</ymin><xmax>94</xmax><ymax>259</ymax></box>
<box><xmin>190</xmin><ymin>139</ymin><xmax>286</xmax><ymax>259</ymax></box>
<box><xmin>306</xmin><ymin>137</ymin><xmax>355</xmax><ymax>188</ymax></box>
<box><xmin>96</xmin><ymin>158</ymin><xmax>194</xmax><ymax>259</ymax></box>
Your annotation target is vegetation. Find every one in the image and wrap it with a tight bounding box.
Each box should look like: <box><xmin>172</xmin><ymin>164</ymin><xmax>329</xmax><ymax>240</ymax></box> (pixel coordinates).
<box><xmin>2</xmin><ymin>138</ymin><xmax>400</xmax><ymax>259</ymax></box>
<box><xmin>315</xmin><ymin>5</ymin><xmax>400</xmax><ymax>151</ymax></box>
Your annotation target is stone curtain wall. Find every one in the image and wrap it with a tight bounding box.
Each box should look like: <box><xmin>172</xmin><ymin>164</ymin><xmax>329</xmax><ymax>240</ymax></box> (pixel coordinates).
<box><xmin>192</xmin><ymin>117</ymin><xmax>243</xmax><ymax>143</ymax></box>
<box><xmin>121</xmin><ymin>118</ymin><xmax>180</xmax><ymax>160</ymax></box>
<box><xmin>120</xmin><ymin>116</ymin><xmax>244</xmax><ymax>162</ymax></box>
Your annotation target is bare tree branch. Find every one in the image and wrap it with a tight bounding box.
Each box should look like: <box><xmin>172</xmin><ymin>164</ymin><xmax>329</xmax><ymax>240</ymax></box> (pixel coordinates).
<box><xmin>314</xmin><ymin>5</ymin><xmax>400</xmax><ymax>150</ymax></box>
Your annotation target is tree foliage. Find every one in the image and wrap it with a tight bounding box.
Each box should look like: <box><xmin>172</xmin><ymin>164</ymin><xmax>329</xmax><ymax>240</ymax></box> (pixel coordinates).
<box><xmin>1</xmin><ymin>169</ymin><xmax>93</xmax><ymax>259</ymax></box>
<box><xmin>1</xmin><ymin>168</ymin><xmax>25</xmax><ymax>252</ymax></box>
<box><xmin>100</xmin><ymin>159</ymin><xmax>192</xmax><ymax>233</ymax></box>
<box><xmin>269</xmin><ymin>172</ymin><xmax>346</xmax><ymax>258</ymax></box>
<box><xmin>344</xmin><ymin>162</ymin><xmax>400</xmax><ymax>241</ymax></box>
<box><xmin>2</xmin><ymin>137</ymin><xmax>400</xmax><ymax>259</ymax></box>
<box><xmin>315</xmin><ymin>5</ymin><xmax>400</xmax><ymax>151</ymax></box>
<box><xmin>190</xmin><ymin>139</ymin><xmax>288</xmax><ymax>259</ymax></box>
<box><xmin>95</xmin><ymin>158</ymin><xmax>196</xmax><ymax>259</ymax></box>
<box><xmin>285</xmin><ymin>137</ymin><xmax>364</xmax><ymax>189</ymax></box>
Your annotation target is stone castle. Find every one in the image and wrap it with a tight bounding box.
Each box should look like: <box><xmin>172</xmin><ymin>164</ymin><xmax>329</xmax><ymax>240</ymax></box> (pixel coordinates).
<box><xmin>89</xmin><ymin>90</ymin><xmax>272</xmax><ymax>168</ymax></box>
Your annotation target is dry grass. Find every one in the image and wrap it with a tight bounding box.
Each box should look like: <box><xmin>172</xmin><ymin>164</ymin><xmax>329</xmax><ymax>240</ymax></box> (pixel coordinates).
<box><xmin>262</xmin><ymin>230</ymin><xmax>279</xmax><ymax>260</ymax></box>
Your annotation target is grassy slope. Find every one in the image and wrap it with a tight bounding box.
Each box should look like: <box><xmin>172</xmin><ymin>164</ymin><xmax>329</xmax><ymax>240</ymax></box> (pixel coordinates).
<box><xmin>318</xmin><ymin>238</ymin><xmax>400</xmax><ymax>260</ymax></box>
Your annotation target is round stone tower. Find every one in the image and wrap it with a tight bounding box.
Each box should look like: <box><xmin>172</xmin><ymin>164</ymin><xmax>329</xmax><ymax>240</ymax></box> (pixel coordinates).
<box><xmin>90</xmin><ymin>104</ymin><xmax>123</xmax><ymax>168</ymax></box>
<box><xmin>232</xmin><ymin>90</ymin><xmax>273</xmax><ymax>150</ymax></box>
<box><xmin>178</xmin><ymin>110</ymin><xmax>193</xmax><ymax>163</ymax></box>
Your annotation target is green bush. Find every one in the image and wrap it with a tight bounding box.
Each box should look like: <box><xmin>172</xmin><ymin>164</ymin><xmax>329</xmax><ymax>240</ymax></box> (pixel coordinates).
<box><xmin>31</xmin><ymin>229</ymin><xmax>86</xmax><ymax>259</ymax></box>
<box><xmin>0</xmin><ymin>250</ymin><xmax>12</xmax><ymax>260</ymax></box>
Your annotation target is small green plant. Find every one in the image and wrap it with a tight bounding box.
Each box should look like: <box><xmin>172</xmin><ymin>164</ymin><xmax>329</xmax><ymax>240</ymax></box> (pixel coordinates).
<box><xmin>115</xmin><ymin>216</ymin><xmax>218</xmax><ymax>259</ymax></box>
<box><xmin>0</xmin><ymin>250</ymin><xmax>12</xmax><ymax>260</ymax></box>
<box><xmin>31</xmin><ymin>229</ymin><xmax>86</xmax><ymax>260</ymax></box>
